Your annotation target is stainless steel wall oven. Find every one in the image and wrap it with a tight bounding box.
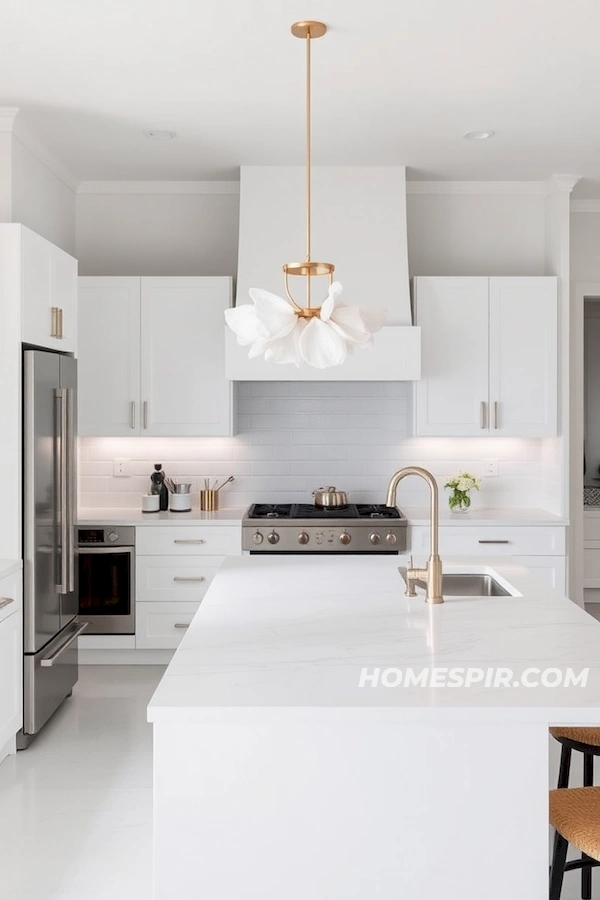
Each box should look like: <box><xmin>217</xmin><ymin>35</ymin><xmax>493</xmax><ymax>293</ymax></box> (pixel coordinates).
<box><xmin>77</xmin><ymin>526</ymin><xmax>135</xmax><ymax>634</ymax></box>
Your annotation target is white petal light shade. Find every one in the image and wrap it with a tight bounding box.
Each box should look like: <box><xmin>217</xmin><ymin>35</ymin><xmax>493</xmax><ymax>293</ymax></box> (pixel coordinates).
<box><xmin>224</xmin><ymin>282</ymin><xmax>386</xmax><ymax>369</ymax></box>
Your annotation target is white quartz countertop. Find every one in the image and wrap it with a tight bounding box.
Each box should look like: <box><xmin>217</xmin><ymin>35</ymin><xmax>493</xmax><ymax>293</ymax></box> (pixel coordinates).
<box><xmin>78</xmin><ymin>506</ymin><xmax>565</xmax><ymax>527</ymax></box>
<box><xmin>148</xmin><ymin>555</ymin><xmax>600</xmax><ymax>725</ymax></box>
<box><xmin>402</xmin><ymin>506</ymin><xmax>568</xmax><ymax>526</ymax></box>
<box><xmin>0</xmin><ymin>559</ymin><xmax>21</xmax><ymax>579</ymax></box>
<box><xmin>77</xmin><ymin>507</ymin><xmax>245</xmax><ymax>526</ymax></box>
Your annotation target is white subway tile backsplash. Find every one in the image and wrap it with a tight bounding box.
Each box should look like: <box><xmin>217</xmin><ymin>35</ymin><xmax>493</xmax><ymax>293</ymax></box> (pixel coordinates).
<box><xmin>79</xmin><ymin>382</ymin><xmax>546</xmax><ymax>511</ymax></box>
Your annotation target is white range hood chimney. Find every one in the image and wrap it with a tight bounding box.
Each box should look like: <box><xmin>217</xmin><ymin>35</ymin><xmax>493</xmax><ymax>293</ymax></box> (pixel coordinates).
<box><xmin>226</xmin><ymin>165</ymin><xmax>420</xmax><ymax>381</ymax></box>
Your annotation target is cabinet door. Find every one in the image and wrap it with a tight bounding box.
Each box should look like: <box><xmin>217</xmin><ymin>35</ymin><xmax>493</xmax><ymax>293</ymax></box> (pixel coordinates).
<box><xmin>78</xmin><ymin>277</ymin><xmax>141</xmax><ymax>436</ymax></box>
<box><xmin>51</xmin><ymin>244</ymin><xmax>78</xmax><ymax>352</ymax></box>
<box><xmin>489</xmin><ymin>277</ymin><xmax>557</xmax><ymax>437</ymax></box>
<box><xmin>414</xmin><ymin>277</ymin><xmax>489</xmax><ymax>436</ymax></box>
<box><xmin>511</xmin><ymin>556</ymin><xmax>566</xmax><ymax>594</ymax></box>
<box><xmin>0</xmin><ymin>610</ymin><xmax>22</xmax><ymax>749</ymax></box>
<box><xmin>140</xmin><ymin>277</ymin><xmax>233</xmax><ymax>436</ymax></box>
<box><xmin>21</xmin><ymin>227</ymin><xmax>77</xmax><ymax>351</ymax></box>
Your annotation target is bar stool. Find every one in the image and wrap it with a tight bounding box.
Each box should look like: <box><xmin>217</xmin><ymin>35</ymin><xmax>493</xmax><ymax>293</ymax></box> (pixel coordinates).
<box><xmin>550</xmin><ymin>787</ymin><xmax>600</xmax><ymax>900</ymax></box>
<box><xmin>550</xmin><ymin>728</ymin><xmax>600</xmax><ymax>899</ymax></box>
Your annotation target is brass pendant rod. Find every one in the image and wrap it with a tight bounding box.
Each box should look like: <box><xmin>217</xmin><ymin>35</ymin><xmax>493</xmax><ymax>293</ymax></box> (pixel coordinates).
<box><xmin>305</xmin><ymin>30</ymin><xmax>312</xmax><ymax>309</ymax></box>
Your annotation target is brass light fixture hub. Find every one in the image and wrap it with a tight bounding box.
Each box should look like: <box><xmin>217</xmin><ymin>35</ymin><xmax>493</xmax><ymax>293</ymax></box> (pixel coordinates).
<box><xmin>283</xmin><ymin>261</ymin><xmax>335</xmax><ymax>278</ymax></box>
<box><xmin>291</xmin><ymin>21</ymin><xmax>327</xmax><ymax>39</ymax></box>
<box><xmin>295</xmin><ymin>307</ymin><xmax>322</xmax><ymax>319</ymax></box>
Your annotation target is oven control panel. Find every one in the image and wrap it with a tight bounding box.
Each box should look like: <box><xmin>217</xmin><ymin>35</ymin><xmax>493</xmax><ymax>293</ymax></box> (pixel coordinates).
<box><xmin>243</xmin><ymin>525</ymin><xmax>406</xmax><ymax>553</ymax></box>
<box><xmin>78</xmin><ymin>526</ymin><xmax>135</xmax><ymax>547</ymax></box>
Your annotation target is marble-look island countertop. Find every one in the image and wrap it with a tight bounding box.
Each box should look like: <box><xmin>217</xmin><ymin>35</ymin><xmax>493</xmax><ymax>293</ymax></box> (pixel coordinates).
<box><xmin>148</xmin><ymin>555</ymin><xmax>600</xmax><ymax>725</ymax></box>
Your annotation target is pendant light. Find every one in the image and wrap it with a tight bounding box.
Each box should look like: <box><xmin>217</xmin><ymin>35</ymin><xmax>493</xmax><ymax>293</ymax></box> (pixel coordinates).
<box><xmin>225</xmin><ymin>20</ymin><xmax>386</xmax><ymax>369</ymax></box>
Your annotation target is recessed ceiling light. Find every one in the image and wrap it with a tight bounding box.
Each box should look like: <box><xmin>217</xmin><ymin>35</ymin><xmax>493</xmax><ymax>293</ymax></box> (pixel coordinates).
<box><xmin>464</xmin><ymin>130</ymin><xmax>495</xmax><ymax>141</ymax></box>
<box><xmin>144</xmin><ymin>130</ymin><xmax>177</xmax><ymax>140</ymax></box>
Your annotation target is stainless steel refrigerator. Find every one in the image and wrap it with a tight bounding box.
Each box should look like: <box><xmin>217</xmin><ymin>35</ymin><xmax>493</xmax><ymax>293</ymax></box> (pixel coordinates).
<box><xmin>18</xmin><ymin>350</ymin><xmax>87</xmax><ymax>749</ymax></box>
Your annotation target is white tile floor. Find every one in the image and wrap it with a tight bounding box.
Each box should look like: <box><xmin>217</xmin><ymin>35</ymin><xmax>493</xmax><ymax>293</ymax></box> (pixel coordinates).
<box><xmin>0</xmin><ymin>666</ymin><xmax>165</xmax><ymax>900</ymax></box>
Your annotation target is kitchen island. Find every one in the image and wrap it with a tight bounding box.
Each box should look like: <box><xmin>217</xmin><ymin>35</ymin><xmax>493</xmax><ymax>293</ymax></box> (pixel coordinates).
<box><xmin>148</xmin><ymin>555</ymin><xmax>600</xmax><ymax>900</ymax></box>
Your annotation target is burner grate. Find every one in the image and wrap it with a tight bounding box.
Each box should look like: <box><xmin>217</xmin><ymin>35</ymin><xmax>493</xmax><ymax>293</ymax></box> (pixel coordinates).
<box><xmin>356</xmin><ymin>504</ymin><xmax>401</xmax><ymax>519</ymax></box>
<box><xmin>248</xmin><ymin>504</ymin><xmax>292</xmax><ymax>519</ymax></box>
<box><xmin>292</xmin><ymin>503</ymin><xmax>359</xmax><ymax>519</ymax></box>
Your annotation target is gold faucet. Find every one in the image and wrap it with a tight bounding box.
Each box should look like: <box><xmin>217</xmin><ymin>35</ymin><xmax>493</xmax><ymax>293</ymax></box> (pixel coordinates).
<box><xmin>386</xmin><ymin>466</ymin><xmax>443</xmax><ymax>604</ymax></box>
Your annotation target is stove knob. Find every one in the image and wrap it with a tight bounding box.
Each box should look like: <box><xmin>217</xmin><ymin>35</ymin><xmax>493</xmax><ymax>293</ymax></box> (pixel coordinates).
<box><xmin>339</xmin><ymin>532</ymin><xmax>352</xmax><ymax>545</ymax></box>
<box><xmin>252</xmin><ymin>531</ymin><xmax>264</xmax><ymax>545</ymax></box>
<box><xmin>385</xmin><ymin>532</ymin><xmax>397</xmax><ymax>545</ymax></box>
<box><xmin>107</xmin><ymin>531</ymin><xmax>118</xmax><ymax>543</ymax></box>
<box><xmin>369</xmin><ymin>532</ymin><xmax>381</xmax><ymax>545</ymax></box>
<box><xmin>298</xmin><ymin>532</ymin><xmax>310</xmax><ymax>545</ymax></box>
<box><xmin>267</xmin><ymin>531</ymin><xmax>280</xmax><ymax>545</ymax></box>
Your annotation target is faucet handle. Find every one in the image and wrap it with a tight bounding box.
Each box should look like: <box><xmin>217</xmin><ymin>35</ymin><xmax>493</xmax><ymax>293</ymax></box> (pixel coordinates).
<box><xmin>409</xmin><ymin>554</ymin><xmax>414</xmax><ymax>570</ymax></box>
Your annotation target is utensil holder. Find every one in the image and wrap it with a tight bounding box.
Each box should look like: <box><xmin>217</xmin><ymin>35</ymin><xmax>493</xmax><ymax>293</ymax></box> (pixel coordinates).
<box><xmin>169</xmin><ymin>492</ymin><xmax>192</xmax><ymax>512</ymax></box>
<box><xmin>200</xmin><ymin>489</ymin><xmax>218</xmax><ymax>511</ymax></box>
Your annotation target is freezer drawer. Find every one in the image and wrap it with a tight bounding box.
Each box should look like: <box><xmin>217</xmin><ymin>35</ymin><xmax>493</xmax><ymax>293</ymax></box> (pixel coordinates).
<box><xmin>22</xmin><ymin>620</ymin><xmax>87</xmax><ymax>737</ymax></box>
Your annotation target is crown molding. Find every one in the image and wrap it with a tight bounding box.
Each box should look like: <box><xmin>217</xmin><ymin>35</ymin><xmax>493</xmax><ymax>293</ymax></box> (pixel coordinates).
<box><xmin>11</xmin><ymin>121</ymin><xmax>79</xmax><ymax>192</ymax></box>
<box><xmin>406</xmin><ymin>180</ymin><xmax>546</xmax><ymax>196</ymax></box>
<box><xmin>0</xmin><ymin>107</ymin><xmax>19</xmax><ymax>133</ymax></box>
<box><xmin>546</xmin><ymin>174</ymin><xmax>581</xmax><ymax>194</ymax></box>
<box><xmin>77</xmin><ymin>180</ymin><xmax>240</xmax><ymax>195</ymax></box>
<box><xmin>572</xmin><ymin>199</ymin><xmax>600</xmax><ymax>213</ymax></box>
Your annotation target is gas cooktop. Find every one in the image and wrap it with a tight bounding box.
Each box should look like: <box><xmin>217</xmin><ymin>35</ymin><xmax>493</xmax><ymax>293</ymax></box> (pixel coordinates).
<box><xmin>247</xmin><ymin>503</ymin><xmax>402</xmax><ymax>520</ymax></box>
<box><xmin>242</xmin><ymin>503</ymin><xmax>407</xmax><ymax>553</ymax></box>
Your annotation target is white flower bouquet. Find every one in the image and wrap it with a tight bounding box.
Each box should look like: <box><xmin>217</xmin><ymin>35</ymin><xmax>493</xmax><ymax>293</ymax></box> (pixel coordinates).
<box><xmin>444</xmin><ymin>471</ymin><xmax>481</xmax><ymax>512</ymax></box>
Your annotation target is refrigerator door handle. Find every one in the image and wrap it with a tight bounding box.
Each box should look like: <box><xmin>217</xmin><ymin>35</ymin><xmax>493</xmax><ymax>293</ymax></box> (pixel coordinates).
<box><xmin>66</xmin><ymin>387</ymin><xmax>76</xmax><ymax>594</ymax></box>
<box><xmin>55</xmin><ymin>388</ymin><xmax>69</xmax><ymax>594</ymax></box>
<box><xmin>40</xmin><ymin>621</ymin><xmax>88</xmax><ymax>667</ymax></box>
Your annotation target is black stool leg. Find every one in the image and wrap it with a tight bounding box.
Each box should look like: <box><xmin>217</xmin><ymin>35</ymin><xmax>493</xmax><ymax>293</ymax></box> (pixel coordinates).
<box><xmin>582</xmin><ymin>753</ymin><xmax>594</xmax><ymax>900</ymax></box>
<box><xmin>558</xmin><ymin>744</ymin><xmax>572</xmax><ymax>789</ymax></box>
<box><xmin>550</xmin><ymin>831</ymin><xmax>569</xmax><ymax>900</ymax></box>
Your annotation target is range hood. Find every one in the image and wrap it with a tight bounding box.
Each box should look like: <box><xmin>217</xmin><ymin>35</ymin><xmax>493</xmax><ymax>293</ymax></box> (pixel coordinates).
<box><xmin>226</xmin><ymin>165</ymin><xmax>421</xmax><ymax>381</ymax></box>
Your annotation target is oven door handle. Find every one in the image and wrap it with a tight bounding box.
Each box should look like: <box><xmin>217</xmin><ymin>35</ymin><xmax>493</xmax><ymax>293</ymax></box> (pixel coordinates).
<box><xmin>40</xmin><ymin>622</ymin><xmax>88</xmax><ymax>667</ymax></box>
<box><xmin>78</xmin><ymin>546</ymin><xmax>134</xmax><ymax>554</ymax></box>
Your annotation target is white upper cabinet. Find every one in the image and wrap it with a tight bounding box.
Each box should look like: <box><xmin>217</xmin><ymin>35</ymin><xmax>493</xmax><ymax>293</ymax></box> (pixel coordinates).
<box><xmin>21</xmin><ymin>226</ymin><xmax>77</xmax><ymax>352</ymax></box>
<box><xmin>78</xmin><ymin>276</ymin><xmax>234</xmax><ymax>437</ymax></box>
<box><xmin>414</xmin><ymin>276</ymin><xmax>557</xmax><ymax>437</ymax></box>
<box><xmin>488</xmin><ymin>278</ymin><xmax>558</xmax><ymax>436</ymax></box>
<box><xmin>141</xmin><ymin>277</ymin><xmax>233</xmax><ymax>436</ymax></box>
<box><xmin>78</xmin><ymin>277</ymin><xmax>141</xmax><ymax>436</ymax></box>
<box><xmin>414</xmin><ymin>277</ymin><xmax>489</xmax><ymax>436</ymax></box>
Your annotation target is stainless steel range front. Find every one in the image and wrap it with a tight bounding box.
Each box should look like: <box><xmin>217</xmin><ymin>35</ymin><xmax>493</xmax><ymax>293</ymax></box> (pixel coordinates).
<box><xmin>242</xmin><ymin>504</ymin><xmax>407</xmax><ymax>554</ymax></box>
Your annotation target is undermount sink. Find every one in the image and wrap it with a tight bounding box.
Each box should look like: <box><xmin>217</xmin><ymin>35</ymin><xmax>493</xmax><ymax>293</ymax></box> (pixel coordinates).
<box><xmin>398</xmin><ymin>568</ymin><xmax>516</xmax><ymax>598</ymax></box>
<box><xmin>440</xmin><ymin>573</ymin><xmax>512</xmax><ymax>597</ymax></box>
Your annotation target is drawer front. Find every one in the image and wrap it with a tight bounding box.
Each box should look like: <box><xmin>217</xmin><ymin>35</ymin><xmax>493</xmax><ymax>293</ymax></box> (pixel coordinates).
<box><xmin>511</xmin><ymin>556</ymin><xmax>566</xmax><ymax>593</ymax></box>
<box><xmin>584</xmin><ymin>515</ymin><xmax>600</xmax><ymax>542</ymax></box>
<box><xmin>135</xmin><ymin>526</ymin><xmax>241</xmax><ymax>557</ymax></box>
<box><xmin>0</xmin><ymin>571</ymin><xmax>22</xmax><ymax>627</ymax></box>
<box><xmin>136</xmin><ymin>556</ymin><xmax>222</xmax><ymax>601</ymax></box>
<box><xmin>410</xmin><ymin>526</ymin><xmax>565</xmax><ymax>557</ymax></box>
<box><xmin>584</xmin><ymin>545</ymin><xmax>600</xmax><ymax>587</ymax></box>
<box><xmin>135</xmin><ymin>601</ymin><xmax>200</xmax><ymax>649</ymax></box>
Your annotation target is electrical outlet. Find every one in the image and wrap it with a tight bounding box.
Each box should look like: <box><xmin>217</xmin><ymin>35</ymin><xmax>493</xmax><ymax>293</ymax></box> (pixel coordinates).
<box><xmin>113</xmin><ymin>458</ymin><xmax>131</xmax><ymax>477</ymax></box>
<box><xmin>482</xmin><ymin>459</ymin><xmax>498</xmax><ymax>477</ymax></box>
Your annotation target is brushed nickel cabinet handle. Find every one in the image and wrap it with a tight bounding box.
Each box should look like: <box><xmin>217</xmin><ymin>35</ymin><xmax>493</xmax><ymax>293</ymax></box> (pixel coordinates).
<box><xmin>493</xmin><ymin>401</ymin><xmax>499</xmax><ymax>429</ymax></box>
<box><xmin>50</xmin><ymin>307</ymin><xmax>59</xmax><ymax>337</ymax></box>
<box><xmin>130</xmin><ymin>401</ymin><xmax>136</xmax><ymax>429</ymax></box>
<box><xmin>480</xmin><ymin>401</ymin><xmax>487</xmax><ymax>429</ymax></box>
<box><xmin>173</xmin><ymin>576</ymin><xmax>206</xmax><ymax>583</ymax></box>
<box><xmin>173</xmin><ymin>539</ymin><xmax>205</xmax><ymax>545</ymax></box>
<box><xmin>0</xmin><ymin>597</ymin><xmax>14</xmax><ymax>610</ymax></box>
<box><xmin>478</xmin><ymin>539</ymin><xmax>510</xmax><ymax>544</ymax></box>
<box><xmin>143</xmin><ymin>401</ymin><xmax>148</xmax><ymax>429</ymax></box>
<box><xmin>174</xmin><ymin>622</ymin><xmax>190</xmax><ymax>629</ymax></box>
<box><xmin>58</xmin><ymin>307</ymin><xmax>64</xmax><ymax>339</ymax></box>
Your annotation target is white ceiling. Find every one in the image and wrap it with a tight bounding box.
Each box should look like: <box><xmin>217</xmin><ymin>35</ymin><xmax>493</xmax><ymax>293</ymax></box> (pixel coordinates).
<box><xmin>2</xmin><ymin>0</ymin><xmax>600</xmax><ymax>192</ymax></box>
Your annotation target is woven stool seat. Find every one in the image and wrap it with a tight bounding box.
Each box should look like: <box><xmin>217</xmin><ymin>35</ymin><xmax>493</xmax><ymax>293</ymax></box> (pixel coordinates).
<box><xmin>550</xmin><ymin>788</ymin><xmax>600</xmax><ymax>862</ymax></box>
<box><xmin>550</xmin><ymin>728</ymin><xmax>600</xmax><ymax>748</ymax></box>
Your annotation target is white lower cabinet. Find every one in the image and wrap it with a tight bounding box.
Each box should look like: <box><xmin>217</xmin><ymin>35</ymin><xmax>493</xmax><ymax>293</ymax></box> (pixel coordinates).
<box><xmin>410</xmin><ymin>525</ymin><xmax>566</xmax><ymax>594</ymax></box>
<box><xmin>135</xmin><ymin>525</ymin><xmax>241</xmax><ymax>650</ymax></box>
<box><xmin>0</xmin><ymin>570</ymin><xmax>22</xmax><ymax>758</ymax></box>
<box><xmin>136</xmin><ymin>602</ymin><xmax>201</xmax><ymax>649</ymax></box>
